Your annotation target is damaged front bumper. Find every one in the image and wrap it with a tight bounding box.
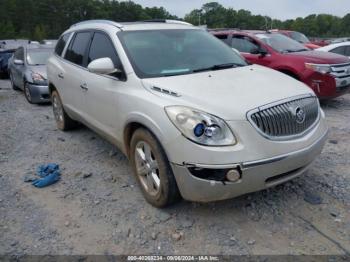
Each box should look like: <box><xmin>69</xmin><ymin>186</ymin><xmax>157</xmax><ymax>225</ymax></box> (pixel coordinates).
<box><xmin>170</xmin><ymin>129</ymin><xmax>328</xmax><ymax>203</ymax></box>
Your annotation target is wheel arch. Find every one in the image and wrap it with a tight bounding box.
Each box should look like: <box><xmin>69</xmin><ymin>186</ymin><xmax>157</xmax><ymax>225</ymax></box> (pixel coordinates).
<box><xmin>123</xmin><ymin>114</ymin><xmax>166</xmax><ymax>159</ymax></box>
<box><xmin>48</xmin><ymin>82</ymin><xmax>57</xmax><ymax>95</ymax></box>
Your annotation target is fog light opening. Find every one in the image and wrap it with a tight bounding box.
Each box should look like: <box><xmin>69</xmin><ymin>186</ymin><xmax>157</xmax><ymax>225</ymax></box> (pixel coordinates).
<box><xmin>226</xmin><ymin>169</ymin><xmax>241</xmax><ymax>182</ymax></box>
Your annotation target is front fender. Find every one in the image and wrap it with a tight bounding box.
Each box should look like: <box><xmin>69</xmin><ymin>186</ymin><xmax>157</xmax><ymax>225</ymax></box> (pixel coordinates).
<box><xmin>124</xmin><ymin>111</ymin><xmax>166</xmax><ymax>144</ymax></box>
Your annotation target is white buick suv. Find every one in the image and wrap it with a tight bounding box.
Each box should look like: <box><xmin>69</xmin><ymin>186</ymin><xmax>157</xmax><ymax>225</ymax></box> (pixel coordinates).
<box><xmin>47</xmin><ymin>20</ymin><xmax>328</xmax><ymax>207</ymax></box>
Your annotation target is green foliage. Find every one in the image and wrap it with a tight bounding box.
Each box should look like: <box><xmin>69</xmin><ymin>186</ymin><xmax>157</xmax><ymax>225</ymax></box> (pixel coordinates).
<box><xmin>0</xmin><ymin>0</ymin><xmax>349</xmax><ymax>39</ymax></box>
<box><xmin>184</xmin><ymin>2</ymin><xmax>350</xmax><ymax>37</ymax></box>
<box><xmin>0</xmin><ymin>0</ymin><xmax>178</xmax><ymax>39</ymax></box>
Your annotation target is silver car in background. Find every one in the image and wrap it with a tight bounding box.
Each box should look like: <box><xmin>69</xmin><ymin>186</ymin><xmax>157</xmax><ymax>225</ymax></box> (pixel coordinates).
<box><xmin>8</xmin><ymin>45</ymin><xmax>53</xmax><ymax>104</ymax></box>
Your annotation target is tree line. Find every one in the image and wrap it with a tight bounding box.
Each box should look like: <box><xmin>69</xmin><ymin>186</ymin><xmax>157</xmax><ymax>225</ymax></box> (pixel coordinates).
<box><xmin>185</xmin><ymin>2</ymin><xmax>350</xmax><ymax>38</ymax></box>
<box><xmin>0</xmin><ymin>0</ymin><xmax>349</xmax><ymax>41</ymax></box>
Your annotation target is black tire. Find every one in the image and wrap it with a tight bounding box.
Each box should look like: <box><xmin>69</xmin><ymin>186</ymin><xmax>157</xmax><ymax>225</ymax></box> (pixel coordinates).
<box><xmin>51</xmin><ymin>90</ymin><xmax>78</xmax><ymax>131</ymax></box>
<box><xmin>24</xmin><ymin>83</ymin><xmax>33</xmax><ymax>104</ymax></box>
<box><xmin>130</xmin><ymin>128</ymin><xmax>181</xmax><ymax>208</ymax></box>
<box><xmin>9</xmin><ymin>73</ymin><xmax>20</xmax><ymax>91</ymax></box>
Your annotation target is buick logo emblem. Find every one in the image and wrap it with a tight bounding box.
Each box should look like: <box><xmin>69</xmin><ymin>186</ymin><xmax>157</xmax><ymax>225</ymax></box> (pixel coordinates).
<box><xmin>295</xmin><ymin>107</ymin><xmax>306</xmax><ymax>124</ymax></box>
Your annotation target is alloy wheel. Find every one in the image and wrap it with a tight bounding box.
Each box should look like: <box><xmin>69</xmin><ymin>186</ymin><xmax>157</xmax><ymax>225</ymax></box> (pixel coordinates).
<box><xmin>134</xmin><ymin>141</ymin><xmax>161</xmax><ymax>196</ymax></box>
<box><xmin>52</xmin><ymin>94</ymin><xmax>64</xmax><ymax>123</ymax></box>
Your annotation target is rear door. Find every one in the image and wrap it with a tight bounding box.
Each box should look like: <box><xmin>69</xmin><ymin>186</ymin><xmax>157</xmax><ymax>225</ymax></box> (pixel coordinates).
<box><xmin>62</xmin><ymin>31</ymin><xmax>92</xmax><ymax>119</ymax></box>
<box><xmin>83</xmin><ymin>31</ymin><xmax>126</xmax><ymax>141</ymax></box>
<box><xmin>231</xmin><ymin>35</ymin><xmax>273</xmax><ymax>67</ymax></box>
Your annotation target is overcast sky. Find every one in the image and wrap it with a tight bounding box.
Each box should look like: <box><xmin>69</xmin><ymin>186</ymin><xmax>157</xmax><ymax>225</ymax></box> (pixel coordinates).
<box><xmin>129</xmin><ymin>0</ymin><xmax>350</xmax><ymax>20</ymax></box>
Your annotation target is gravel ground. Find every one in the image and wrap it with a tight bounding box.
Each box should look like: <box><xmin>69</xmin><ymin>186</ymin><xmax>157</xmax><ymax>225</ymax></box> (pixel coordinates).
<box><xmin>0</xmin><ymin>79</ymin><xmax>350</xmax><ymax>257</ymax></box>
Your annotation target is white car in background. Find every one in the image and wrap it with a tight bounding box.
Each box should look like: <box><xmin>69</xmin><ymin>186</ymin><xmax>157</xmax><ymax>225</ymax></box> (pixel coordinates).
<box><xmin>317</xmin><ymin>42</ymin><xmax>350</xmax><ymax>58</ymax></box>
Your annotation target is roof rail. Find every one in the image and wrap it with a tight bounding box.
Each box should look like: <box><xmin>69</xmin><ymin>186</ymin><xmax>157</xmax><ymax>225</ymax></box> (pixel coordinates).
<box><xmin>70</xmin><ymin>20</ymin><xmax>123</xmax><ymax>29</ymax></box>
<box><xmin>143</xmin><ymin>19</ymin><xmax>193</xmax><ymax>26</ymax></box>
<box><xmin>208</xmin><ymin>28</ymin><xmax>241</xmax><ymax>32</ymax></box>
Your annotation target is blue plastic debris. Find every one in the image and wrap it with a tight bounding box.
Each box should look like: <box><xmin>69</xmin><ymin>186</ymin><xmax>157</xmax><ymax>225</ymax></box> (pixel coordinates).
<box><xmin>31</xmin><ymin>163</ymin><xmax>61</xmax><ymax>188</ymax></box>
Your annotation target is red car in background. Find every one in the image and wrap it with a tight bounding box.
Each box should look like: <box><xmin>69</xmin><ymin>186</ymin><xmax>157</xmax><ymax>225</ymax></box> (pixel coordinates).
<box><xmin>211</xmin><ymin>30</ymin><xmax>350</xmax><ymax>99</ymax></box>
<box><xmin>270</xmin><ymin>29</ymin><xmax>321</xmax><ymax>49</ymax></box>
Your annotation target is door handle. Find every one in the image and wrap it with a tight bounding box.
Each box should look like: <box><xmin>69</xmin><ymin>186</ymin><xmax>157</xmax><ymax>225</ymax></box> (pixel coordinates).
<box><xmin>58</xmin><ymin>73</ymin><xmax>64</xmax><ymax>79</ymax></box>
<box><xmin>80</xmin><ymin>83</ymin><xmax>88</xmax><ymax>91</ymax></box>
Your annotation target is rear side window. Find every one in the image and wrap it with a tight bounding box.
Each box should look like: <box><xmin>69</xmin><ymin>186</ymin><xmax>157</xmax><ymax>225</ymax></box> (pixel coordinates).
<box><xmin>330</xmin><ymin>46</ymin><xmax>346</xmax><ymax>56</ymax></box>
<box><xmin>345</xmin><ymin>46</ymin><xmax>350</xmax><ymax>56</ymax></box>
<box><xmin>215</xmin><ymin>34</ymin><xmax>229</xmax><ymax>44</ymax></box>
<box><xmin>55</xmin><ymin>33</ymin><xmax>71</xmax><ymax>56</ymax></box>
<box><xmin>231</xmin><ymin>36</ymin><xmax>259</xmax><ymax>53</ymax></box>
<box><xmin>65</xmin><ymin>32</ymin><xmax>91</xmax><ymax>67</ymax></box>
<box><xmin>88</xmin><ymin>32</ymin><xmax>121</xmax><ymax>68</ymax></box>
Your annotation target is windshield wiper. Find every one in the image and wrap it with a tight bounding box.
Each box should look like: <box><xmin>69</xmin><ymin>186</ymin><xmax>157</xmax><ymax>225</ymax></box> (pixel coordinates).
<box><xmin>193</xmin><ymin>63</ymin><xmax>244</xmax><ymax>73</ymax></box>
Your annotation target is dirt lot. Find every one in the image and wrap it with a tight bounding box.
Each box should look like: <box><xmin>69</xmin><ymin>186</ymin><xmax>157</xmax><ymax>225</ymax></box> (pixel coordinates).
<box><xmin>0</xmin><ymin>78</ymin><xmax>350</xmax><ymax>256</ymax></box>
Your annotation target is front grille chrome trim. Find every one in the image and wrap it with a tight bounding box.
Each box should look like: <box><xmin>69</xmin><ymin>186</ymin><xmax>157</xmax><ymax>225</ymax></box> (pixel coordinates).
<box><xmin>247</xmin><ymin>94</ymin><xmax>320</xmax><ymax>141</ymax></box>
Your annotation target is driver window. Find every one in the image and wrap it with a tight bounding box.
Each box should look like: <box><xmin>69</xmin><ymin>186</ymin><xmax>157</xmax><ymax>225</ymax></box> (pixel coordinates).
<box><xmin>231</xmin><ymin>36</ymin><xmax>259</xmax><ymax>53</ymax></box>
<box><xmin>88</xmin><ymin>32</ymin><xmax>121</xmax><ymax>69</ymax></box>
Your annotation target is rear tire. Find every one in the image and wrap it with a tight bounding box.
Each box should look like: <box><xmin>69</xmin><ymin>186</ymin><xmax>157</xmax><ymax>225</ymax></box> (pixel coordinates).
<box><xmin>130</xmin><ymin>128</ymin><xmax>181</xmax><ymax>208</ymax></box>
<box><xmin>51</xmin><ymin>90</ymin><xmax>78</xmax><ymax>131</ymax></box>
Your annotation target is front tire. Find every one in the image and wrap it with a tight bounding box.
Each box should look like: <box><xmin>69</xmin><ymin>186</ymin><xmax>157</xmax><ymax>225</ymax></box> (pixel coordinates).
<box><xmin>130</xmin><ymin>128</ymin><xmax>181</xmax><ymax>208</ymax></box>
<box><xmin>24</xmin><ymin>83</ymin><xmax>33</xmax><ymax>104</ymax></box>
<box><xmin>51</xmin><ymin>90</ymin><xmax>78</xmax><ymax>131</ymax></box>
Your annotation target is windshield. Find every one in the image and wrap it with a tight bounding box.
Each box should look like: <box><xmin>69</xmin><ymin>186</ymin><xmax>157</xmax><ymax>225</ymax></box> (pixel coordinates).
<box><xmin>118</xmin><ymin>29</ymin><xmax>247</xmax><ymax>78</ymax></box>
<box><xmin>256</xmin><ymin>33</ymin><xmax>308</xmax><ymax>53</ymax></box>
<box><xmin>290</xmin><ymin>32</ymin><xmax>310</xmax><ymax>44</ymax></box>
<box><xmin>26</xmin><ymin>49</ymin><xmax>53</xmax><ymax>65</ymax></box>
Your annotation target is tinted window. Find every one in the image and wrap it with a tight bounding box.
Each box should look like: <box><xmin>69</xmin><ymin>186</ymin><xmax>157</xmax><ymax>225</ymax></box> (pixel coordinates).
<box><xmin>330</xmin><ymin>46</ymin><xmax>346</xmax><ymax>56</ymax></box>
<box><xmin>55</xmin><ymin>33</ymin><xmax>71</xmax><ymax>56</ymax></box>
<box><xmin>88</xmin><ymin>32</ymin><xmax>121</xmax><ymax>68</ymax></box>
<box><xmin>231</xmin><ymin>36</ymin><xmax>259</xmax><ymax>53</ymax></box>
<box><xmin>14</xmin><ymin>48</ymin><xmax>24</xmax><ymax>60</ymax></box>
<box><xmin>345</xmin><ymin>46</ymin><xmax>350</xmax><ymax>56</ymax></box>
<box><xmin>65</xmin><ymin>32</ymin><xmax>91</xmax><ymax>67</ymax></box>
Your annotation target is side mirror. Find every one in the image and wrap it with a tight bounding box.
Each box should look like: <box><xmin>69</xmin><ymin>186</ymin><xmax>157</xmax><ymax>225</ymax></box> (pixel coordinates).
<box><xmin>250</xmin><ymin>47</ymin><xmax>268</xmax><ymax>57</ymax></box>
<box><xmin>87</xmin><ymin>57</ymin><xmax>120</xmax><ymax>75</ymax></box>
<box><xmin>258</xmin><ymin>49</ymin><xmax>268</xmax><ymax>57</ymax></box>
<box><xmin>14</xmin><ymin>59</ymin><xmax>24</xmax><ymax>65</ymax></box>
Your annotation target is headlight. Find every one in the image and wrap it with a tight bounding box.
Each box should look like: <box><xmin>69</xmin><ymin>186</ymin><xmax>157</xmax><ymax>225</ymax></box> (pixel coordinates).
<box><xmin>305</xmin><ymin>63</ymin><xmax>331</xmax><ymax>74</ymax></box>
<box><xmin>31</xmin><ymin>72</ymin><xmax>45</xmax><ymax>83</ymax></box>
<box><xmin>165</xmin><ymin>106</ymin><xmax>236</xmax><ymax>146</ymax></box>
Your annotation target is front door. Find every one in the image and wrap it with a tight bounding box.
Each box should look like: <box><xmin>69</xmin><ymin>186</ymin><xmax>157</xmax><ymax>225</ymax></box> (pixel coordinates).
<box><xmin>231</xmin><ymin>35</ymin><xmax>273</xmax><ymax>67</ymax></box>
<box><xmin>83</xmin><ymin>31</ymin><xmax>127</xmax><ymax>142</ymax></box>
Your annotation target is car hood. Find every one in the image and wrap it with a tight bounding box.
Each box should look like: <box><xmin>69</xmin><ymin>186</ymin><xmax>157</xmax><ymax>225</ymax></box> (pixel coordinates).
<box><xmin>141</xmin><ymin>65</ymin><xmax>313</xmax><ymax>120</ymax></box>
<box><xmin>286</xmin><ymin>50</ymin><xmax>350</xmax><ymax>64</ymax></box>
<box><xmin>28</xmin><ymin>65</ymin><xmax>47</xmax><ymax>79</ymax></box>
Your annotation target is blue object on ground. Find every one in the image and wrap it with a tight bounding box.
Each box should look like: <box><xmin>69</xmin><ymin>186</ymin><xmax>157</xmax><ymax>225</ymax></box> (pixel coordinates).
<box><xmin>32</xmin><ymin>163</ymin><xmax>61</xmax><ymax>188</ymax></box>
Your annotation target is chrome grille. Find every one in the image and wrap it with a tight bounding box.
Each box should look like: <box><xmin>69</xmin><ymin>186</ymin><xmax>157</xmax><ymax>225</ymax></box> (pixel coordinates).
<box><xmin>248</xmin><ymin>95</ymin><xmax>319</xmax><ymax>139</ymax></box>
